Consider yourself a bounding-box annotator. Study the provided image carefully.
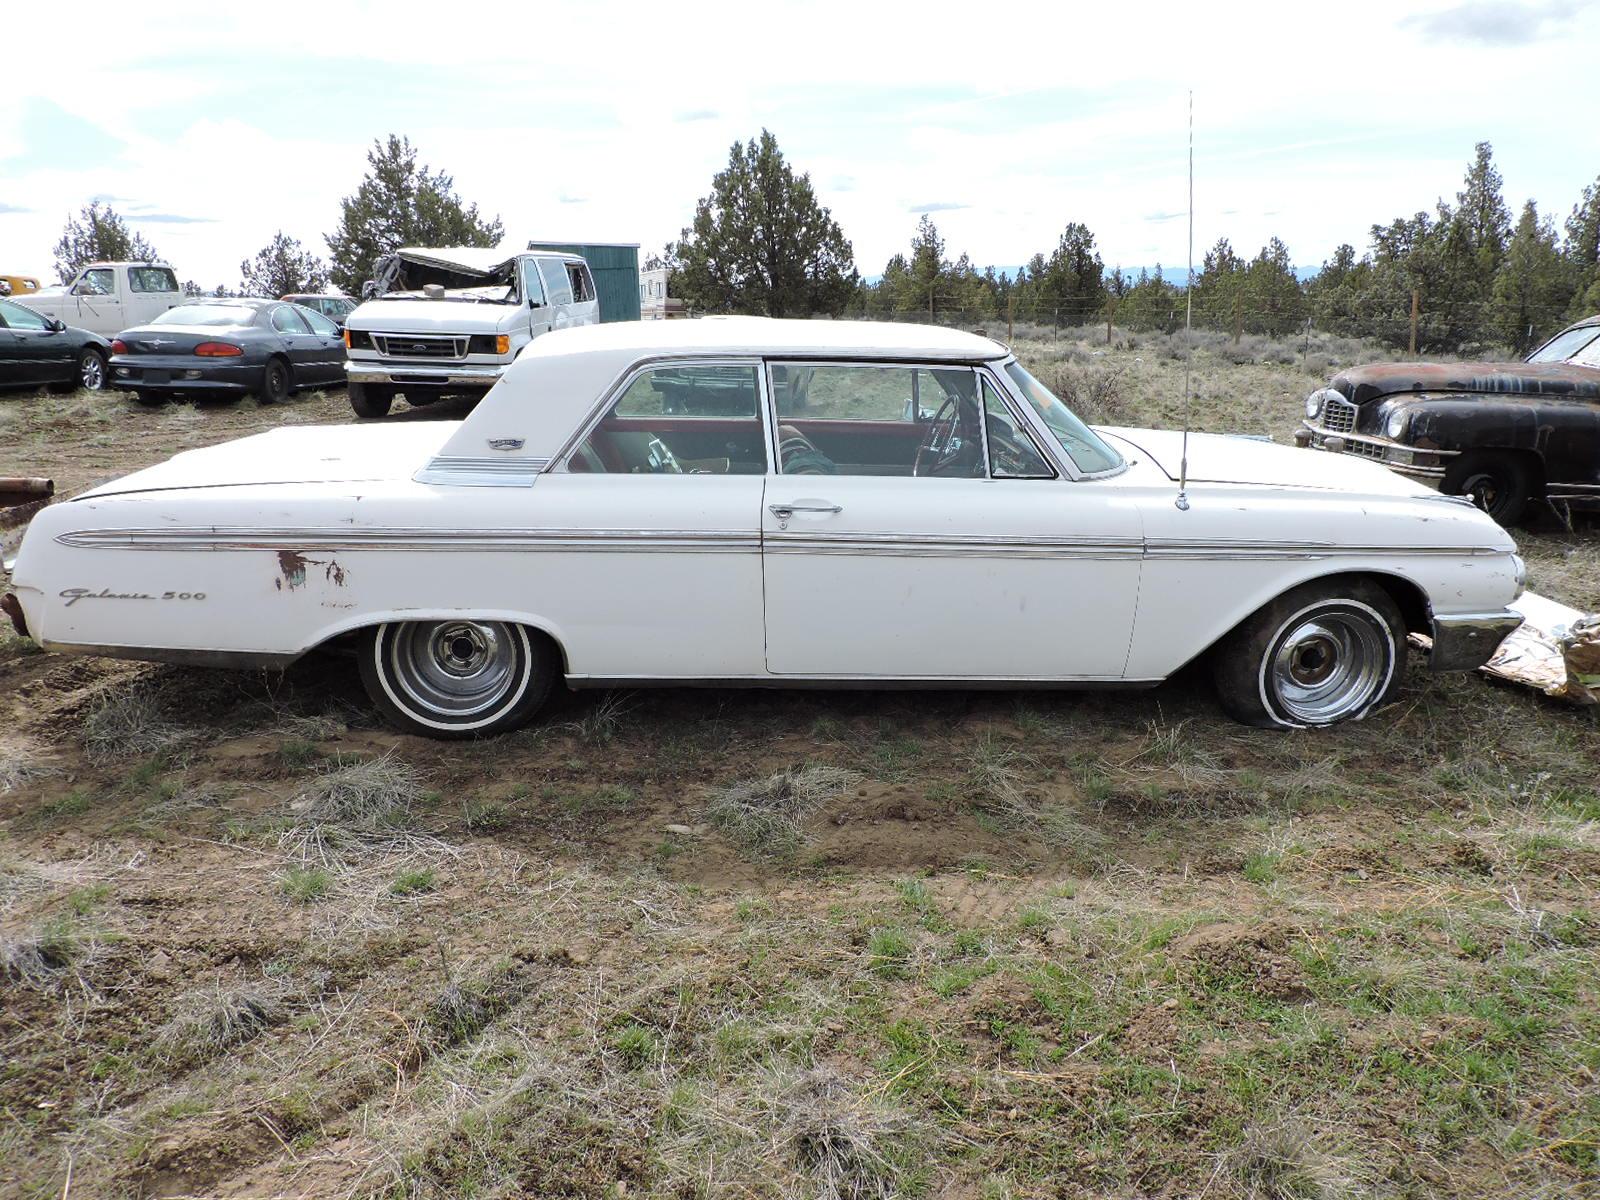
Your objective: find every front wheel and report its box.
[348,379,394,418]
[357,620,557,738]
[50,348,107,394]
[1212,579,1406,729]
[1440,452,1532,526]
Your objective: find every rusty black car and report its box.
[1298,313,1600,524]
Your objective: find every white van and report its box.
[342,247,598,418]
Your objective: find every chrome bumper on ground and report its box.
[1430,609,1524,672]
[1295,423,1453,480]
[346,362,507,388]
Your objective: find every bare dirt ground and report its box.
[2,331,1598,1199]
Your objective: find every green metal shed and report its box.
[526,241,641,323]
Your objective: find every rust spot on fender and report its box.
[276,550,310,591]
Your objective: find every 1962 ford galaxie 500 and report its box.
[2,319,1526,735]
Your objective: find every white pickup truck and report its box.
[343,247,600,418]
[21,262,183,338]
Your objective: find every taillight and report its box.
[194,342,243,357]
[110,339,127,354]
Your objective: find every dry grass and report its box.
[81,689,192,762]
[0,921,81,988]
[1228,1117,1364,1200]
[706,763,862,857]
[767,1066,916,1200]
[150,979,291,1065]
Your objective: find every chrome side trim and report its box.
[1428,609,1523,673]
[1142,538,1502,561]
[567,673,1163,691]
[414,455,550,487]
[767,531,1143,559]
[55,528,759,553]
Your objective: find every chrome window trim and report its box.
[552,356,772,475]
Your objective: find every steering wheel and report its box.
[913,394,976,477]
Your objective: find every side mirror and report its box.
[50,318,66,332]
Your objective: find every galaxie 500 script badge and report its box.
[60,588,208,607]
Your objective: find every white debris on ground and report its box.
[1482,592,1600,706]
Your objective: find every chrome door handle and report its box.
[769,502,842,519]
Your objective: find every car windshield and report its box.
[154,305,255,326]
[1002,361,1124,474]
[1527,324,1600,364]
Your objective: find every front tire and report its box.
[357,620,556,738]
[348,380,394,418]
[50,348,107,394]
[258,357,291,404]
[1441,452,1532,526]
[1212,579,1406,729]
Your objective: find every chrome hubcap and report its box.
[388,620,521,718]
[1270,609,1389,724]
[81,355,104,389]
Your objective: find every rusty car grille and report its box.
[1321,396,1358,434]
[373,334,468,359]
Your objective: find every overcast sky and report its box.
[3,0,1598,288]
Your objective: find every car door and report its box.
[69,267,122,334]
[268,304,321,382]
[759,362,1143,679]
[0,302,30,385]
[0,300,71,385]
[531,359,771,679]
[297,306,346,383]
[537,258,576,330]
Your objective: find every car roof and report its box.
[432,318,1009,466]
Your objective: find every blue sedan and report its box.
[109,298,346,405]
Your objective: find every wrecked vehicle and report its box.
[3,320,1525,738]
[342,247,599,419]
[1299,313,1600,524]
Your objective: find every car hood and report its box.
[1331,361,1600,405]
[1097,427,1436,498]
[347,298,520,332]
[76,423,457,498]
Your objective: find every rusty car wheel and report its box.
[358,619,556,738]
[1441,453,1532,526]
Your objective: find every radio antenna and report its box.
[1175,90,1194,512]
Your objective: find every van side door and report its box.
[520,258,553,340]
[536,258,575,330]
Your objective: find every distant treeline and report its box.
[853,143,1600,356]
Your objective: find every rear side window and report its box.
[270,306,311,333]
[568,264,594,303]
[538,259,574,306]
[568,363,766,475]
[129,267,178,293]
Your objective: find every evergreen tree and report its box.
[1453,141,1512,281]
[672,130,857,317]
[1563,175,1600,319]
[904,215,947,316]
[1492,201,1567,353]
[325,135,503,295]
[1031,223,1106,325]
[52,201,160,282]
[240,231,329,298]
[1242,237,1306,336]
[1191,237,1245,330]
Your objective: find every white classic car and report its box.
[2,320,1525,736]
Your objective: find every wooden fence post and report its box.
[1409,290,1420,355]
[1006,293,1014,343]
[1232,293,1242,344]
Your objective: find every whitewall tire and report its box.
[357,620,556,738]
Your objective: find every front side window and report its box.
[1003,360,1124,475]
[568,363,766,475]
[128,267,178,293]
[770,363,984,478]
[0,300,49,331]
[982,377,1054,478]
[520,259,546,307]
[72,268,115,296]
[300,308,338,336]
[538,259,574,306]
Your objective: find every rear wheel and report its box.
[1212,579,1406,729]
[257,358,291,404]
[1441,452,1533,526]
[357,620,557,738]
[348,380,394,418]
